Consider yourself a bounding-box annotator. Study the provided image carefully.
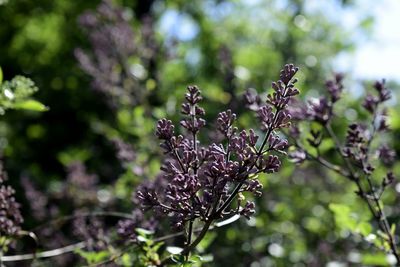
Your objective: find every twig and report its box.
[1,214,240,264]
[324,123,400,264]
[1,242,86,262]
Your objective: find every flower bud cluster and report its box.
[0,164,23,237]
[135,64,299,234]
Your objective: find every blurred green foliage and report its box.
[1,0,399,266]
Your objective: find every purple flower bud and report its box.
[217,110,237,136]
[267,83,291,109]
[137,188,160,210]
[363,94,379,114]
[288,123,301,138]
[289,150,306,164]
[374,80,391,102]
[345,123,366,147]
[244,88,261,109]
[287,98,307,120]
[325,73,344,102]
[229,131,248,154]
[274,110,291,129]
[240,201,256,219]
[363,163,375,175]
[279,64,299,85]
[376,109,389,131]
[382,172,395,186]
[248,129,259,147]
[307,97,331,124]
[261,155,281,173]
[377,145,396,166]
[257,106,274,130]
[181,103,191,115]
[185,85,203,105]
[244,179,263,197]
[156,119,175,140]
[268,134,288,152]
[181,103,205,116]
[117,219,138,242]
[180,117,206,133]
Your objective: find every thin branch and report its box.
[324,123,400,264]
[1,242,86,262]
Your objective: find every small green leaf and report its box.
[357,221,372,236]
[120,253,132,266]
[329,203,357,231]
[13,100,48,111]
[75,249,110,264]
[362,252,388,266]
[391,224,396,236]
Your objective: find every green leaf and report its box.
[329,203,357,231]
[391,224,396,236]
[0,66,3,85]
[197,232,217,253]
[330,203,374,238]
[357,221,372,236]
[13,99,48,111]
[120,253,132,266]
[75,249,110,264]
[362,252,389,266]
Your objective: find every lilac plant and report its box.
[134,64,300,256]
[289,76,400,264]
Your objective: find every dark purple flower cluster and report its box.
[111,138,136,163]
[64,162,102,209]
[377,144,396,166]
[134,64,299,252]
[75,0,137,105]
[0,164,23,237]
[67,162,98,190]
[325,73,344,103]
[73,216,109,251]
[287,73,344,126]
[117,209,158,243]
[21,176,48,221]
[342,80,392,171]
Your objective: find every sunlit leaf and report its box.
[13,100,48,111]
